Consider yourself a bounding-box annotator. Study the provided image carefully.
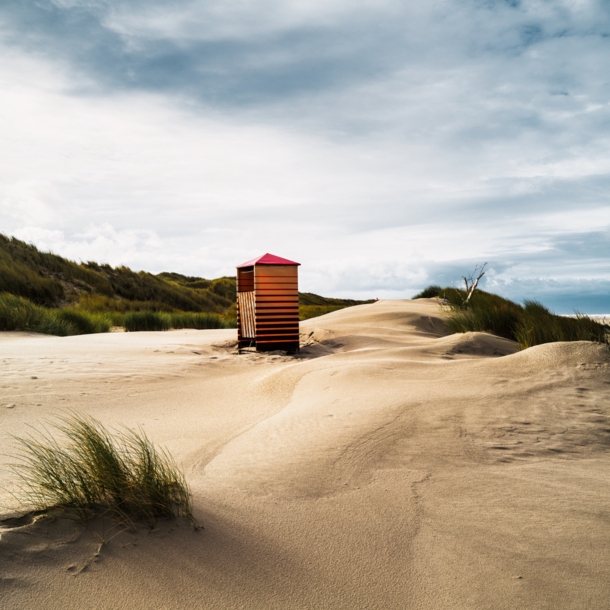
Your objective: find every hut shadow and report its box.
[211,333,344,362]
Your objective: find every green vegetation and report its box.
[0,293,111,336]
[299,292,374,320]
[55,309,112,335]
[168,311,235,330]
[123,311,171,332]
[516,300,609,349]
[414,285,609,349]
[412,285,442,299]
[121,311,233,332]
[442,288,523,341]
[0,234,368,334]
[10,414,194,528]
[300,305,347,320]
[0,235,108,306]
[299,292,373,307]
[0,234,233,313]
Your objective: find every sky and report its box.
[1,0,609,312]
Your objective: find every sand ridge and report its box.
[1,299,610,609]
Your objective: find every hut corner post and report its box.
[237,266,256,352]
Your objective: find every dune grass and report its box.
[10,414,194,528]
[1,233,371,326]
[417,285,610,349]
[123,311,171,332]
[412,285,442,299]
[299,305,347,320]
[0,293,234,335]
[122,310,234,331]
[78,294,177,314]
[55,309,112,334]
[0,293,111,336]
[168,311,234,329]
[516,300,609,349]
[0,233,234,312]
[443,288,523,341]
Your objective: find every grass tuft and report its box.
[412,285,442,299]
[0,293,111,336]
[10,414,195,528]
[437,288,609,349]
[0,294,233,334]
[444,290,522,340]
[168,311,233,329]
[122,310,235,331]
[515,300,609,348]
[55,309,112,334]
[123,311,170,332]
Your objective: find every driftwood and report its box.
[462,262,487,304]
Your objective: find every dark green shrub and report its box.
[0,234,112,305]
[0,257,64,305]
[298,292,373,307]
[0,293,111,336]
[446,303,521,341]
[209,277,237,301]
[515,301,609,348]
[440,288,608,349]
[0,293,72,336]
[299,305,345,320]
[0,233,235,313]
[445,290,522,341]
[124,311,170,332]
[169,312,230,329]
[412,285,442,299]
[55,309,111,334]
[0,292,43,331]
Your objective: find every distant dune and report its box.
[1,298,609,609]
[0,233,371,322]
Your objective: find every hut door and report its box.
[238,291,256,338]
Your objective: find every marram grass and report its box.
[168,311,232,329]
[123,310,171,332]
[0,293,111,336]
[121,310,235,331]
[414,285,609,350]
[10,414,195,528]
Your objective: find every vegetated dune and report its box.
[1,298,609,610]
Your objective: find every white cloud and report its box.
[0,0,609,311]
[103,0,402,44]
[1,180,64,226]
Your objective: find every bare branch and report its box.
[462,262,487,304]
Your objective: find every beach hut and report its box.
[236,253,300,352]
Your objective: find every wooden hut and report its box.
[236,253,300,352]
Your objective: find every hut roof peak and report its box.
[236,253,300,268]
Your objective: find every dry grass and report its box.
[437,288,609,349]
[9,414,195,529]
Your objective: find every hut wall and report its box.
[237,267,256,345]
[254,264,299,351]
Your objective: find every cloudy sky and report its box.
[1,0,609,312]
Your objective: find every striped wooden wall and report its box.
[254,265,299,351]
[237,291,256,338]
[237,264,300,351]
[237,268,255,348]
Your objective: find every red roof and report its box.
[236,253,300,268]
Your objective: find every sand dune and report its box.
[1,299,609,609]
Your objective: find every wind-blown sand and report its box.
[1,298,609,609]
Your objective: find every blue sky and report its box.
[1,0,609,312]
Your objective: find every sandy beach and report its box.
[1,298,609,609]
